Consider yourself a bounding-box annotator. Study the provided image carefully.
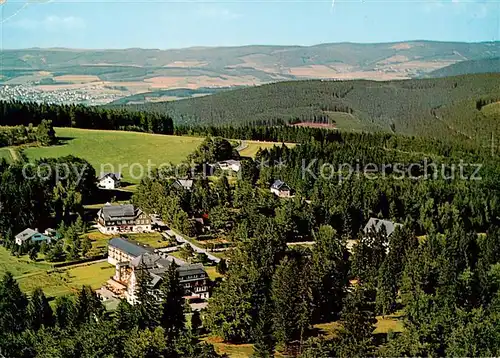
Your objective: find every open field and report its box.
[0,246,114,297]
[0,148,13,162]
[23,128,205,183]
[238,140,295,158]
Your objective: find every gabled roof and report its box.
[363,218,403,237]
[131,252,171,268]
[271,180,290,191]
[178,263,206,278]
[108,237,151,257]
[15,228,38,241]
[98,172,121,181]
[173,179,194,190]
[99,204,143,221]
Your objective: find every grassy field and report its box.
[122,232,173,248]
[0,246,114,297]
[23,128,205,183]
[238,140,294,158]
[0,148,13,162]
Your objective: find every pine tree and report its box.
[54,295,75,329]
[0,272,29,334]
[159,261,185,337]
[28,287,55,330]
[113,299,137,331]
[337,287,377,358]
[135,261,160,329]
[191,310,202,335]
[75,285,104,325]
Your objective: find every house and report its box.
[98,172,121,190]
[363,218,403,238]
[97,204,152,234]
[107,237,153,265]
[172,179,194,191]
[108,248,210,303]
[218,160,241,172]
[15,228,58,246]
[270,180,292,197]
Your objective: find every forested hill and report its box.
[426,58,500,78]
[113,73,500,144]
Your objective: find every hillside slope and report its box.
[427,57,500,78]
[118,73,500,143]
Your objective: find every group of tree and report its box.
[0,155,97,256]
[0,100,174,134]
[0,119,56,147]
[0,265,223,357]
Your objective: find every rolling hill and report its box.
[2,41,499,104]
[116,73,500,144]
[426,57,500,78]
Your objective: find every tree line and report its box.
[0,101,174,134]
[0,119,56,147]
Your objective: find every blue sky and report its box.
[1,0,499,49]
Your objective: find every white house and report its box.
[218,160,241,172]
[270,180,292,197]
[98,172,121,190]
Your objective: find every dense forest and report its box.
[129,133,500,356]
[426,57,500,78]
[114,73,500,143]
[0,101,174,134]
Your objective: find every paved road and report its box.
[163,230,221,263]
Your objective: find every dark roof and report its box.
[98,172,121,181]
[363,218,403,237]
[271,180,290,191]
[131,252,171,268]
[178,263,206,278]
[108,237,151,257]
[99,204,142,221]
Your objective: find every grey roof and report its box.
[363,218,403,237]
[174,179,194,190]
[99,204,142,221]
[98,172,121,181]
[219,160,241,166]
[131,252,171,268]
[108,237,151,257]
[132,255,206,288]
[271,180,290,191]
[177,263,206,278]
[15,228,38,241]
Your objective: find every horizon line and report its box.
[2,39,500,51]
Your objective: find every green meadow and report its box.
[23,128,205,183]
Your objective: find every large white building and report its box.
[102,238,210,303]
[97,204,152,234]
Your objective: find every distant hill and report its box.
[2,41,500,84]
[426,57,500,78]
[114,73,500,144]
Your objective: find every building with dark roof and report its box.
[110,250,210,303]
[107,237,153,265]
[270,179,292,197]
[363,218,403,237]
[97,204,152,234]
[98,172,121,190]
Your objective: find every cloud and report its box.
[196,6,242,20]
[7,15,85,31]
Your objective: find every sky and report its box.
[0,0,499,49]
